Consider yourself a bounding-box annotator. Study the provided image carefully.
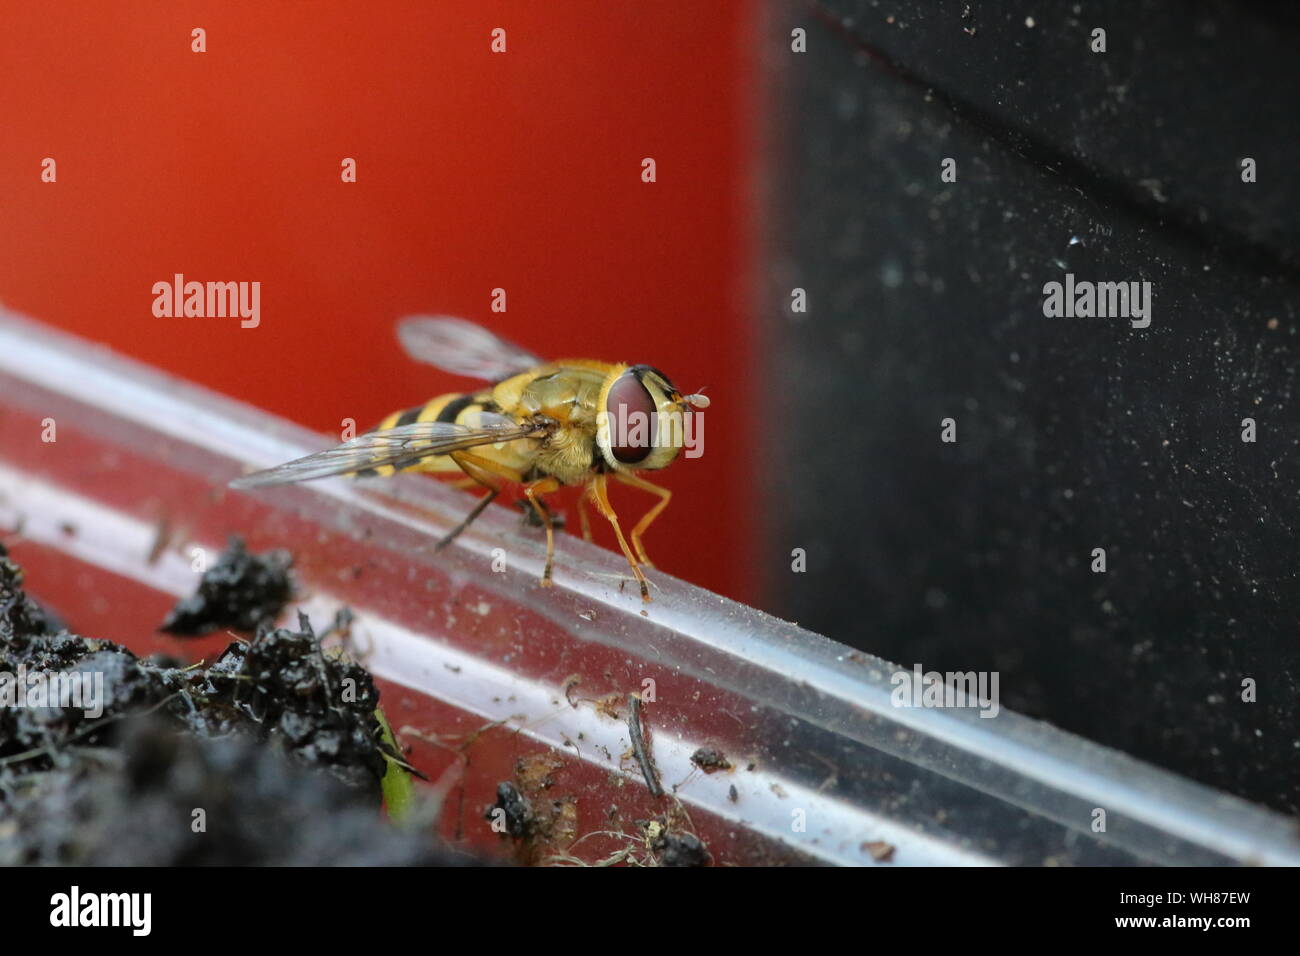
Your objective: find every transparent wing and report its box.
[396,315,543,381]
[230,419,541,488]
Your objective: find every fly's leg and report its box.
[431,473,493,546]
[612,472,672,569]
[523,477,562,587]
[576,489,594,543]
[434,452,524,551]
[435,487,499,551]
[516,496,564,530]
[591,473,651,602]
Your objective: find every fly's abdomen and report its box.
[353,393,471,477]
[352,390,530,478]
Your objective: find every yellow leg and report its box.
[613,472,672,569]
[576,489,594,542]
[590,474,651,602]
[523,476,562,587]
[452,451,526,486]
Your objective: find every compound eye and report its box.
[606,371,656,464]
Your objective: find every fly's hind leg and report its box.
[433,452,524,552]
[523,476,562,587]
[590,473,651,602]
[613,472,672,569]
[437,453,565,593]
[434,488,499,552]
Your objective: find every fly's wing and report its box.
[396,315,543,381]
[230,418,541,488]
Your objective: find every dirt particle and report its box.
[486,782,534,838]
[690,747,733,774]
[515,752,566,792]
[863,840,896,863]
[496,752,577,864]
[648,825,711,867]
[160,535,293,635]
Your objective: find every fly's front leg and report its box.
[590,473,651,602]
[523,476,563,587]
[612,472,672,569]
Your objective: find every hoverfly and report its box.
[230,317,709,601]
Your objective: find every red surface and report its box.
[0,2,757,604]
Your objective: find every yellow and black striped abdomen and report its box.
[353,392,482,478]
[353,390,537,479]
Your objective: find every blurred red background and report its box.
[0,2,757,604]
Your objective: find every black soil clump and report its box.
[3,718,465,866]
[486,781,535,838]
[160,535,293,635]
[651,829,711,867]
[0,542,457,865]
[193,612,387,790]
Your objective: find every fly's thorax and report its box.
[491,365,604,486]
[534,426,597,486]
[512,366,607,424]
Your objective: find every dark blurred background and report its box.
[762,0,1300,814]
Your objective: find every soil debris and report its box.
[690,747,733,774]
[491,752,578,864]
[159,535,293,635]
[515,751,565,792]
[487,782,535,838]
[643,818,711,867]
[1,718,461,866]
[3,557,384,794]
[0,542,463,865]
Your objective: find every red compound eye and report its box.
[606,371,656,463]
